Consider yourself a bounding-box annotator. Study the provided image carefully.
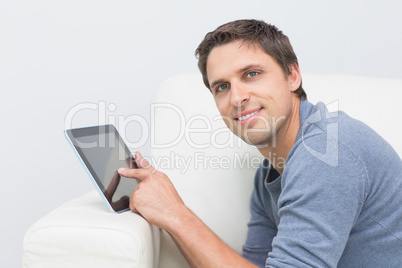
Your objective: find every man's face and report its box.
[206,40,300,148]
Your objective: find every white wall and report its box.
[1,0,401,267]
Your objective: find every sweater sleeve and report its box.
[243,160,278,267]
[266,133,368,268]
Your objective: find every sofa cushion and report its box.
[23,191,160,268]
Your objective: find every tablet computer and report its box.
[65,124,138,213]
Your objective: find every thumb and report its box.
[135,151,153,170]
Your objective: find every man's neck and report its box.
[259,96,301,174]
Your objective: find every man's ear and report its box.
[288,63,302,92]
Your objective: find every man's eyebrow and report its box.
[237,64,264,73]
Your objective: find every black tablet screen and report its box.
[66,125,138,212]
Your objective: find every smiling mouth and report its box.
[237,108,263,122]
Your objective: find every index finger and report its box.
[134,151,154,170]
[118,167,151,181]
[125,156,138,169]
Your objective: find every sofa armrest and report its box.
[23,191,160,268]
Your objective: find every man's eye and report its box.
[246,72,258,78]
[217,84,229,92]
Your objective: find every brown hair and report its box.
[195,19,307,100]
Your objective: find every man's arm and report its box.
[243,162,278,266]
[266,134,367,267]
[118,151,258,268]
[166,204,257,268]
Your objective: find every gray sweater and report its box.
[243,100,402,267]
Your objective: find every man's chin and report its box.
[240,134,272,149]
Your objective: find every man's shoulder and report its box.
[298,100,397,162]
[289,100,401,181]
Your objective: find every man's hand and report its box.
[118,151,257,268]
[118,151,186,231]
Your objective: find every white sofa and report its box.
[23,73,402,268]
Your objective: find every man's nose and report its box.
[230,82,249,107]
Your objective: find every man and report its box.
[118,19,402,267]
